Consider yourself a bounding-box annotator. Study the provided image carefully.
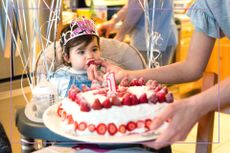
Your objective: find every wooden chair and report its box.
[196,72,218,153]
[35,37,147,84]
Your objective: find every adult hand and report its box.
[142,98,200,149]
[97,20,116,38]
[87,59,129,83]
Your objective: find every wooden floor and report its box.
[0,81,230,153]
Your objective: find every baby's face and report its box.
[68,37,101,71]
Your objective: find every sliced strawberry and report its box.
[88,124,96,132]
[130,94,139,105]
[145,119,152,129]
[111,96,122,106]
[70,92,76,101]
[120,77,129,87]
[149,93,158,104]
[91,98,103,110]
[137,120,145,128]
[74,121,78,131]
[81,84,90,92]
[96,123,107,135]
[62,111,67,121]
[80,102,91,112]
[156,91,166,102]
[138,77,145,86]
[127,121,137,131]
[78,122,87,131]
[122,93,132,106]
[117,86,128,92]
[139,93,148,103]
[165,92,174,103]
[57,106,63,117]
[108,123,118,136]
[102,98,112,108]
[118,124,127,134]
[67,115,74,124]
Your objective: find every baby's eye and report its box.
[92,48,99,52]
[77,50,85,55]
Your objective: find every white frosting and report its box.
[60,85,168,136]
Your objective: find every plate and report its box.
[43,102,168,144]
[25,102,43,123]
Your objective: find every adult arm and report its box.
[111,31,216,83]
[114,0,144,41]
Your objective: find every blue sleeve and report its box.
[186,0,224,38]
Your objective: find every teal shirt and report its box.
[131,0,178,52]
[187,0,230,39]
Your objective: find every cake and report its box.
[57,77,173,136]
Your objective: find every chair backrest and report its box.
[196,72,218,153]
[35,38,147,84]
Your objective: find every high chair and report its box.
[16,38,147,153]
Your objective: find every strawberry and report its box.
[137,120,145,128]
[74,121,78,131]
[165,92,174,103]
[117,92,126,97]
[127,121,137,131]
[156,91,166,102]
[69,92,76,101]
[108,123,118,136]
[78,122,87,131]
[118,124,127,134]
[74,95,81,105]
[122,93,132,106]
[88,124,96,132]
[91,80,101,89]
[138,77,145,86]
[81,84,90,92]
[80,102,91,112]
[120,77,129,87]
[154,85,162,92]
[149,93,158,104]
[139,93,148,103]
[111,96,122,106]
[146,80,153,86]
[102,98,112,108]
[129,78,139,86]
[130,94,139,105]
[91,98,103,110]
[160,86,168,94]
[96,123,107,135]
[145,119,152,129]
[87,59,95,66]
[151,80,159,88]
[67,115,74,124]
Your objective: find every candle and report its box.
[106,72,117,94]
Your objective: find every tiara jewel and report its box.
[61,17,98,46]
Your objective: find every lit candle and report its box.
[106,72,117,94]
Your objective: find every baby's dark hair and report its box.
[60,24,100,66]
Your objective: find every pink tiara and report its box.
[61,17,98,46]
